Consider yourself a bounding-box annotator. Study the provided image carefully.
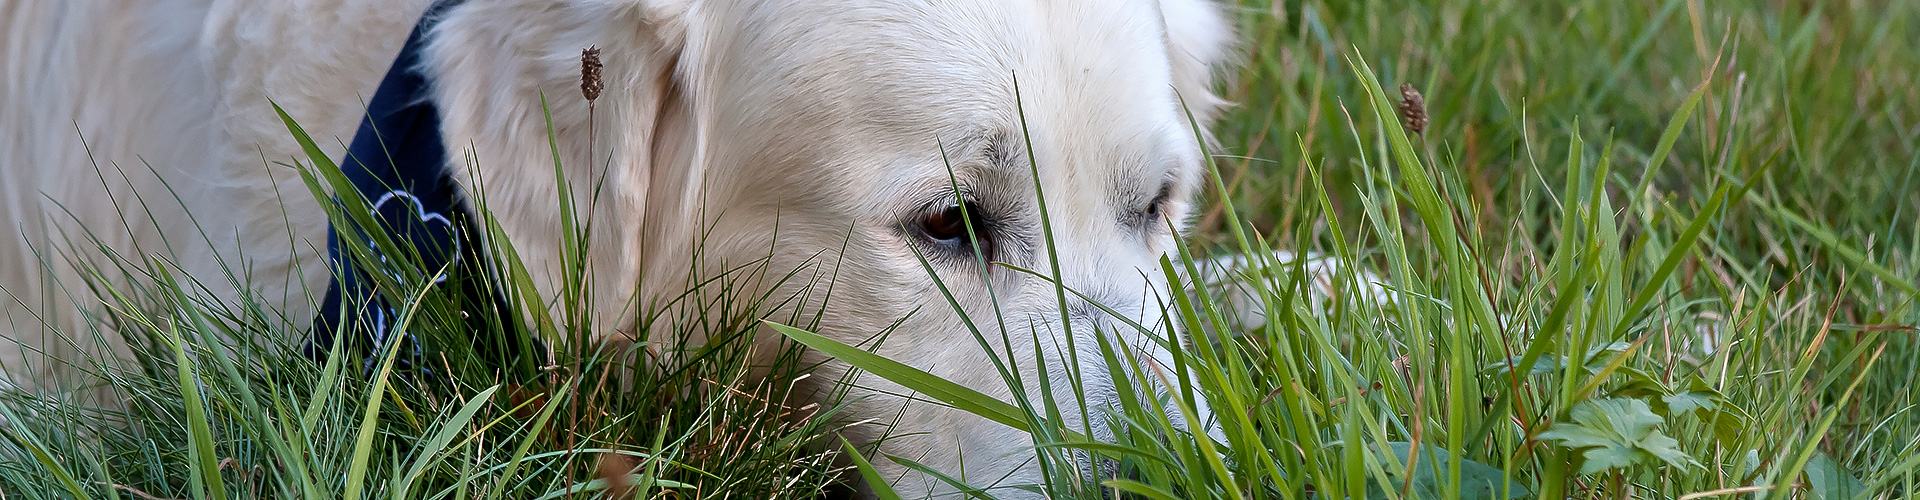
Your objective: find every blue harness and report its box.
[305,0,536,374]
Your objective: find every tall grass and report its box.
[4,1,1917,499]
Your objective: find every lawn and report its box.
[2,1,1915,499]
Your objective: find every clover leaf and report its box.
[1538,398,1699,475]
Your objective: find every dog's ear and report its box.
[423,0,697,333]
[1158,0,1235,127]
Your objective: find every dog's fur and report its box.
[2,0,1232,495]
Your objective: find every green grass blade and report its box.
[485,380,576,500]
[0,404,93,500]
[345,272,447,500]
[1101,479,1182,500]
[394,385,503,500]
[841,436,906,500]
[1631,71,1713,198]
[165,319,227,500]
[766,321,1080,440]
[1773,208,1917,294]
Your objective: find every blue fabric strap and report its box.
[305,0,535,375]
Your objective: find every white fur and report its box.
[2,0,1232,496]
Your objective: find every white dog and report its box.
[1,0,1233,495]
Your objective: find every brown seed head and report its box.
[581,46,603,102]
[1398,83,1428,136]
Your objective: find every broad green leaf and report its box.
[1660,390,1718,417]
[1636,433,1695,472]
[1539,398,1699,475]
[1364,443,1531,500]
[1657,378,1747,422]
[1805,454,1867,500]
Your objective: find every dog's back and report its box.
[0,0,425,390]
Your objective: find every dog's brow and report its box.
[981,131,1024,173]
[935,130,1002,172]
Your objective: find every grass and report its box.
[4,0,1918,499]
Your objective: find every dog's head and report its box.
[427,0,1232,495]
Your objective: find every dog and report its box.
[1,0,1234,495]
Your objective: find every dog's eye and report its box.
[922,203,977,241]
[918,202,993,259]
[1142,183,1173,224]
